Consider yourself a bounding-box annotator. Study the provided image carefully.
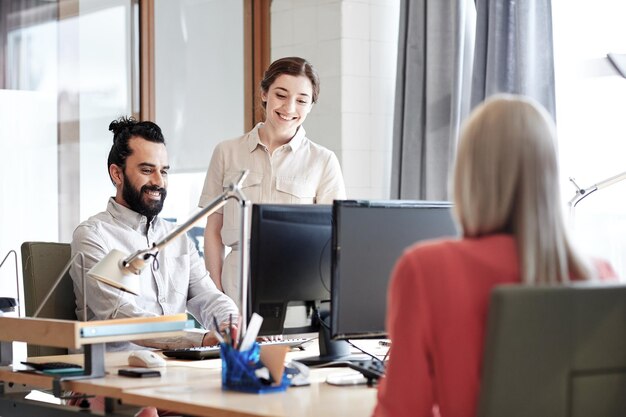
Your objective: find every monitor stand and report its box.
[296,311,370,366]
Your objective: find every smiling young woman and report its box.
[197,57,346,307]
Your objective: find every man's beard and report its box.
[122,175,167,220]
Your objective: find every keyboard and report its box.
[162,338,311,360]
[21,361,83,371]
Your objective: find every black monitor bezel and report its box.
[330,199,455,340]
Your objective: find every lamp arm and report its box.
[121,170,250,275]
[595,170,626,190]
[34,251,86,321]
[0,250,20,317]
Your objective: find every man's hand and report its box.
[201,331,219,347]
[201,320,239,347]
[134,407,158,417]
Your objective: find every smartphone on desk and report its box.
[118,368,161,378]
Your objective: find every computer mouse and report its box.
[285,360,310,387]
[128,350,167,368]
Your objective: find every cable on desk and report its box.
[346,340,385,365]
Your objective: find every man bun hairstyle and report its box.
[107,116,165,183]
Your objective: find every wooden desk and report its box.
[122,368,375,417]
[0,343,383,417]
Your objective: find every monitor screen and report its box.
[331,200,458,339]
[248,204,332,336]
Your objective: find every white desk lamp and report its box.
[0,250,20,366]
[0,250,20,316]
[1,249,86,320]
[0,248,87,367]
[568,170,626,217]
[567,57,626,212]
[88,170,251,333]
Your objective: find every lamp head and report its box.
[87,249,142,295]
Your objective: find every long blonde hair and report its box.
[453,94,592,284]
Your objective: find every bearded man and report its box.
[69,117,237,351]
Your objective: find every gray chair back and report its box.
[479,283,626,417]
[21,241,76,357]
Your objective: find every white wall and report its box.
[271,0,400,199]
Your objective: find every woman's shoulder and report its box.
[404,234,515,257]
[393,234,518,288]
[299,134,336,156]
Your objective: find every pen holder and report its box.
[221,342,290,394]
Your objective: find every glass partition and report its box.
[154,0,245,222]
[0,1,136,293]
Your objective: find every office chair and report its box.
[478,283,626,417]
[21,241,77,357]
[186,226,205,258]
[164,218,205,258]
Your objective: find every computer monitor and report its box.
[298,200,458,365]
[330,200,458,340]
[478,283,626,417]
[248,204,332,336]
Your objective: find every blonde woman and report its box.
[373,95,616,417]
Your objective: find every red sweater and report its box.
[373,234,615,417]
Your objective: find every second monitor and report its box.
[248,204,332,336]
[330,200,458,340]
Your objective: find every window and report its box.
[553,0,626,279]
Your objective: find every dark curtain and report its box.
[471,0,556,117]
[391,0,557,200]
[391,0,475,200]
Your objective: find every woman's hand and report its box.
[257,334,283,342]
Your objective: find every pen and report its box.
[229,314,234,348]
[224,322,231,346]
[212,316,225,344]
